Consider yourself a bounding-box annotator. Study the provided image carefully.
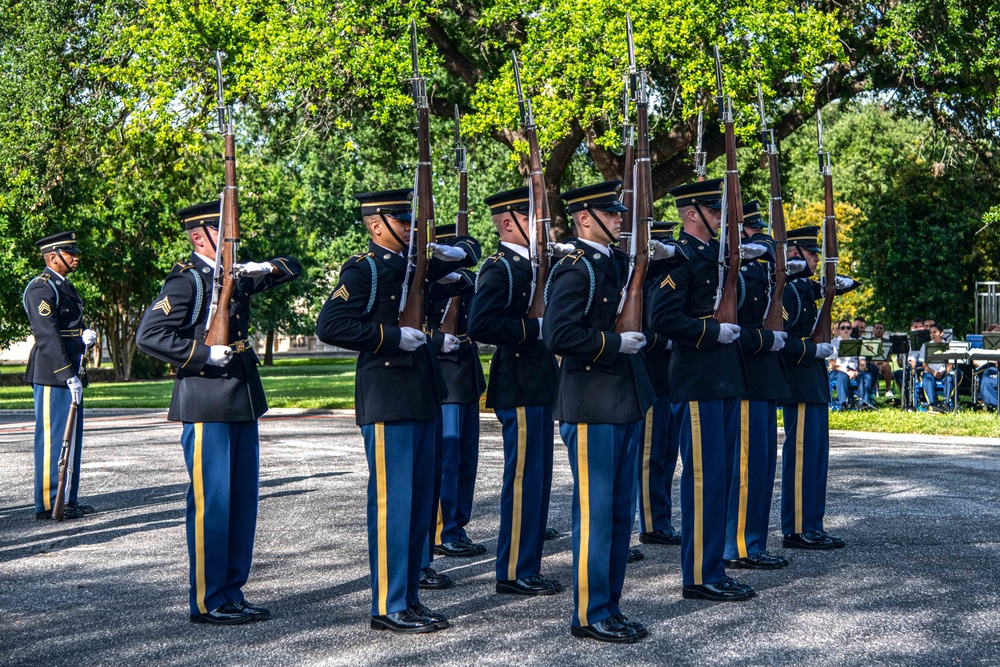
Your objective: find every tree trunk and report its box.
[264,329,275,366]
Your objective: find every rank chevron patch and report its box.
[153,296,172,316]
[333,285,350,301]
[37,300,52,317]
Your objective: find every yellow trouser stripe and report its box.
[508,407,527,580]
[375,423,389,615]
[795,404,806,534]
[192,423,207,613]
[435,501,444,546]
[641,406,654,532]
[43,387,51,510]
[690,402,705,585]
[737,400,750,558]
[577,424,591,626]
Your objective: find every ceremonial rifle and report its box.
[439,105,467,336]
[693,110,707,182]
[511,51,551,319]
[52,399,78,521]
[615,13,650,333]
[205,50,240,346]
[757,84,788,332]
[399,20,431,330]
[810,109,838,344]
[619,77,635,245]
[712,45,742,325]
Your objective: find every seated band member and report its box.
[647,178,755,601]
[467,187,563,598]
[315,188,479,634]
[892,317,926,394]
[136,201,302,625]
[829,319,874,408]
[919,323,962,411]
[544,180,655,643]
[869,321,893,397]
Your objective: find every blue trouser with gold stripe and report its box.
[638,394,680,534]
[362,420,435,616]
[495,405,553,582]
[725,399,778,559]
[33,384,83,514]
[561,421,641,628]
[780,403,829,536]
[436,401,480,545]
[422,415,444,571]
[672,398,738,586]
[180,421,259,616]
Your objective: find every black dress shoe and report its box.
[682,576,755,601]
[66,501,95,515]
[434,540,481,558]
[409,603,450,628]
[419,567,453,590]
[457,536,488,555]
[611,613,649,639]
[725,551,789,570]
[496,573,563,596]
[544,527,559,541]
[371,608,443,634]
[190,602,252,625]
[639,527,682,545]
[36,507,85,521]
[232,599,272,621]
[815,530,846,548]
[627,547,645,563]
[783,532,837,550]
[570,617,640,644]
[757,549,791,567]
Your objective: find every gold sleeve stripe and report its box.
[695,321,707,349]
[53,363,71,373]
[593,332,606,362]
[520,319,527,343]
[374,324,385,354]
[272,258,292,274]
[181,341,198,369]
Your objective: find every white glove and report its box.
[770,331,787,352]
[835,275,856,291]
[742,243,768,260]
[537,318,544,340]
[548,242,576,258]
[441,333,460,354]
[815,342,836,359]
[81,329,98,346]
[66,376,83,404]
[717,323,741,344]
[786,258,808,276]
[399,326,427,352]
[235,261,274,277]
[649,240,676,261]
[437,272,462,284]
[618,331,647,354]
[427,243,466,261]
[207,345,233,367]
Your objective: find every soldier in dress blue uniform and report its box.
[544,180,656,643]
[647,179,755,601]
[136,201,301,625]
[723,201,791,571]
[315,189,480,634]
[22,231,97,520]
[637,222,682,547]
[466,187,564,597]
[779,226,858,550]
[427,224,488,559]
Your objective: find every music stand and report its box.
[836,340,876,409]
[924,341,969,412]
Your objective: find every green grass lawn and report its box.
[3,357,1000,437]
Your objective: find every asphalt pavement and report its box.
[1,409,998,667]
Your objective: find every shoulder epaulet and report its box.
[353,251,375,262]
[670,241,691,261]
[489,251,505,263]
[35,273,52,283]
[170,261,195,274]
[558,249,586,266]
[22,273,59,314]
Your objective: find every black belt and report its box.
[229,339,251,354]
[60,329,82,338]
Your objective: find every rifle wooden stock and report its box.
[716,113,743,325]
[439,167,467,336]
[52,401,78,521]
[525,126,550,319]
[615,78,650,334]
[400,102,431,330]
[811,173,838,343]
[762,150,788,332]
[205,119,239,345]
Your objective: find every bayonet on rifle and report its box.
[694,110,707,179]
[512,51,533,128]
[454,104,466,172]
